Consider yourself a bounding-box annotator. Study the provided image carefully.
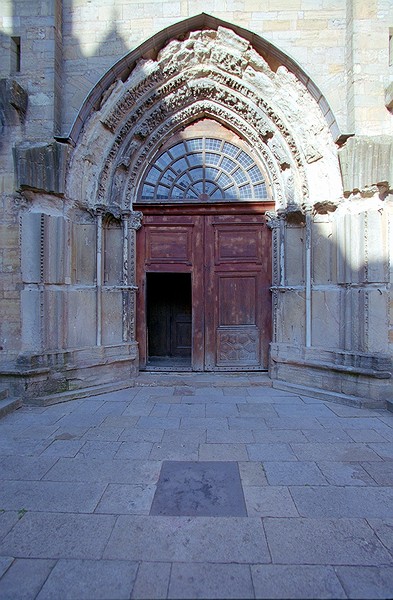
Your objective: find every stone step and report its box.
[0,387,9,401]
[387,400,393,413]
[272,380,386,410]
[136,371,272,388]
[0,396,22,419]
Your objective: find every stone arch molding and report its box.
[67,24,343,213]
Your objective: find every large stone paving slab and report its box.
[251,564,346,599]
[94,483,156,515]
[43,457,161,484]
[168,562,254,599]
[263,460,328,486]
[247,442,297,461]
[243,485,299,517]
[0,558,55,600]
[39,439,85,457]
[36,559,138,600]
[149,441,199,461]
[199,443,248,461]
[290,486,393,518]
[0,455,58,481]
[263,517,393,565]
[291,442,383,461]
[362,461,393,485]
[0,480,106,513]
[335,565,393,599]
[131,562,171,600]
[104,515,270,563]
[367,518,393,552]
[316,461,377,486]
[150,461,247,517]
[0,512,116,559]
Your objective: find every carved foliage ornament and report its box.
[71,27,332,210]
[97,71,305,206]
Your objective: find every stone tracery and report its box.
[67,27,342,214]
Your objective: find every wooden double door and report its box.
[136,207,272,371]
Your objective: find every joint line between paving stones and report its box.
[101,514,121,559]
[260,518,273,565]
[0,557,15,580]
[34,558,57,599]
[166,562,173,599]
[130,560,142,599]
[93,482,110,514]
[248,563,256,599]
[286,486,302,517]
[365,518,393,562]
[332,565,352,599]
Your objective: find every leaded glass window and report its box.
[138,137,268,203]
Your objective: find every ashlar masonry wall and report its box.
[0,1,392,406]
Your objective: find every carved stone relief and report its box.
[66,27,341,213]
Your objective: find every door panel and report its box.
[136,209,271,371]
[218,276,257,325]
[214,226,263,264]
[136,215,204,369]
[146,227,192,265]
[204,214,271,370]
[216,326,260,367]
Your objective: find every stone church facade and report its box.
[0,1,392,408]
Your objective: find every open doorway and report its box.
[146,272,192,369]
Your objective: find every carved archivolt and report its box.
[66,26,342,211]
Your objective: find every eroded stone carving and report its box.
[67,26,341,213]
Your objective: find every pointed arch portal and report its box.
[64,15,343,373]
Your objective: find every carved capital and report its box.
[92,204,106,216]
[129,211,143,230]
[313,200,339,214]
[282,204,306,225]
[266,211,281,229]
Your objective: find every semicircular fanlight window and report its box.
[139,137,267,203]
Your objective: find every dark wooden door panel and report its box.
[205,214,271,370]
[136,216,204,369]
[218,275,257,325]
[136,209,271,371]
[172,317,192,356]
[213,226,264,265]
[146,226,193,265]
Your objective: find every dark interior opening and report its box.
[146,272,192,367]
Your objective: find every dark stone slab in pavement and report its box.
[150,460,247,517]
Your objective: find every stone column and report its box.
[124,210,142,343]
[94,205,105,347]
[266,210,282,344]
[305,207,312,348]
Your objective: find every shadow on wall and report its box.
[60,3,131,135]
[1,2,392,407]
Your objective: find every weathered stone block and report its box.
[311,290,341,348]
[338,137,393,193]
[73,223,96,285]
[102,290,123,345]
[14,141,70,195]
[67,289,97,349]
[21,289,41,351]
[21,213,42,283]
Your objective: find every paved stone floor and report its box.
[0,372,393,599]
